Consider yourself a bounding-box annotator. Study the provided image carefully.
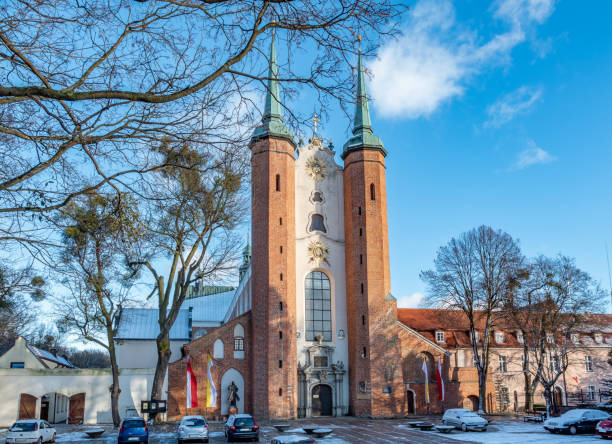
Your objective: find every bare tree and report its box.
[55,192,141,427]
[127,142,246,420]
[421,225,523,413]
[0,0,406,249]
[505,255,605,417]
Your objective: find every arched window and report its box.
[305,271,332,341]
[370,183,376,200]
[308,214,326,232]
[213,338,224,359]
[234,324,245,359]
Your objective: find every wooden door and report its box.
[18,394,37,419]
[311,385,332,416]
[69,393,85,424]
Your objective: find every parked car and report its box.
[5,419,56,443]
[118,417,149,443]
[597,418,612,438]
[178,415,209,443]
[442,408,488,431]
[596,401,612,412]
[224,414,260,442]
[543,408,610,435]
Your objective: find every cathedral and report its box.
[114,36,612,422]
[163,36,411,419]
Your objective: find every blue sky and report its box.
[307,0,612,309]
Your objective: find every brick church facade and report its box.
[162,38,612,421]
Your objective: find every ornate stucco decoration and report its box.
[305,156,327,182]
[307,240,330,265]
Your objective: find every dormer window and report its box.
[546,333,554,344]
[571,333,579,345]
[595,333,603,344]
[436,331,445,343]
[517,331,524,344]
[495,332,504,344]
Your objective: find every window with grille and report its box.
[499,355,507,373]
[517,332,524,344]
[586,355,593,372]
[436,331,445,342]
[234,337,244,351]
[305,271,332,341]
[588,385,596,401]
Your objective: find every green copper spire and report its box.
[251,34,294,143]
[342,52,385,158]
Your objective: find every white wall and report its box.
[0,337,45,369]
[0,368,166,426]
[294,139,349,412]
[116,340,185,369]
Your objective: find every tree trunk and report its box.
[150,332,172,423]
[543,385,552,419]
[523,372,533,411]
[478,369,487,414]
[107,328,122,427]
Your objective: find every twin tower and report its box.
[249,36,400,419]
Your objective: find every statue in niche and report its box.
[227,381,240,409]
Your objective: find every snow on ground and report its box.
[404,421,605,444]
[54,431,115,442]
[268,432,351,443]
[209,431,224,437]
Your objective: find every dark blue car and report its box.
[118,417,148,443]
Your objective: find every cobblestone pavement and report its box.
[2,417,479,443]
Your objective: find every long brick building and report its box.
[115,36,612,421]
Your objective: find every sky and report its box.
[305,0,612,310]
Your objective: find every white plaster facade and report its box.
[0,368,166,426]
[294,137,349,415]
[116,339,185,369]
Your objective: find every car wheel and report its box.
[569,425,577,435]
[482,427,487,432]
[461,423,467,432]
[37,438,42,444]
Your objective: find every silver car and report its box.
[178,415,209,443]
[442,408,488,431]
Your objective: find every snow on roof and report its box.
[115,308,191,340]
[26,343,76,368]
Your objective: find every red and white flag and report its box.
[573,376,580,385]
[435,360,445,401]
[186,354,198,408]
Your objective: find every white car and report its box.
[6,419,56,443]
[442,408,488,431]
[178,415,209,443]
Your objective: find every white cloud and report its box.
[397,292,425,308]
[510,139,556,170]
[485,85,542,127]
[369,0,555,118]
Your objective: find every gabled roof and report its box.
[115,308,191,340]
[25,343,76,368]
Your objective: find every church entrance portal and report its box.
[311,385,332,416]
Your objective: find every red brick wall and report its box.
[167,313,252,421]
[250,136,297,419]
[343,149,403,417]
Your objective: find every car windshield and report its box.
[123,419,145,428]
[10,422,37,431]
[561,410,585,419]
[462,412,480,417]
[185,419,206,427]
[235,418,255,427]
